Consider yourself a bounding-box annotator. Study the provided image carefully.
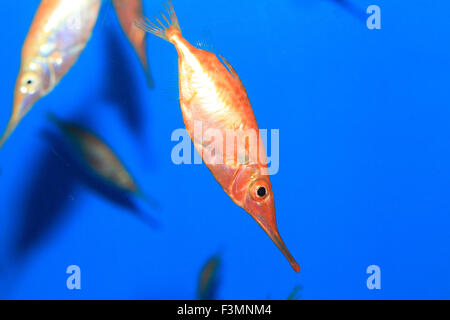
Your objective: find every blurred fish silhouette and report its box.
[47,113,158,208]
[11,137,78,260]
[138,1,300,272]
[328,0,365,20]
[112,0,153,85]
[286,285,303,300]
[0,0,101,147]
[197,253,221,300]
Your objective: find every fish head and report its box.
[233,164,276,229]
[232,164,300,272]
[1,58,52,145]
[0,57,56,147]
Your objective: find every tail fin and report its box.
[135,1,181,42]
[46,112,67,132]
[135,188,161,211]
[45,111,59,124]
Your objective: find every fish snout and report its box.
[0,87,39,147]
[245,196,300,272]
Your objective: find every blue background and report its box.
[0,0,449,299]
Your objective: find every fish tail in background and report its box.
[45,112,72,139]
[45,112,63,129]
[129,197,161,229]
[135,1,181,43]
[97,0,113,28]
[45,111,58,123]
[112,0,154,87]
[141,58,155,88]
[143,61,155,87]
[330,0,366,21]
[135,189,161,211]
[136,1,181,99]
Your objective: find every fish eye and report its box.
[250,180,270,201]
[257,186,266,197]
[20,72,40,94]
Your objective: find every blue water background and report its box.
[0,0,449,299]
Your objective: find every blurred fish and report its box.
[0,0,101,148]
[138,2,300,272]
[327,0,365,21]
[197,254,221,300]
[47,113,157,208]
[112,0,153,85]
[286,285,303,300]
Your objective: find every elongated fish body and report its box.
[139,2,300,272]
[197,254,221,300]
[49,114,138,194]
[112,0,150,80]
[286,285,303,300]
[0,0,101,147]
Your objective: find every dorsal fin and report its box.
[219,55,245,89]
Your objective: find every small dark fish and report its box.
[197,253,221,300]
[47,113,157,207]
[286,285,303,300]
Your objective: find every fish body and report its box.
[286,285,303,300]
[139,2,300,272]
[49,114,138,194]
[0,0,101,147]
[112,0,151,80]
[197,254,221,300]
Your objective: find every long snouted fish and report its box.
[112,0,152,83]
[0,0,101,148]
[138,2,300,272]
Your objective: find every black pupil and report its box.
[257,186,266,197]
[26,79,33,85]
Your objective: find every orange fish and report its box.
[0,0,101,148]
[138,2,300,272]
[112,0,152,84]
